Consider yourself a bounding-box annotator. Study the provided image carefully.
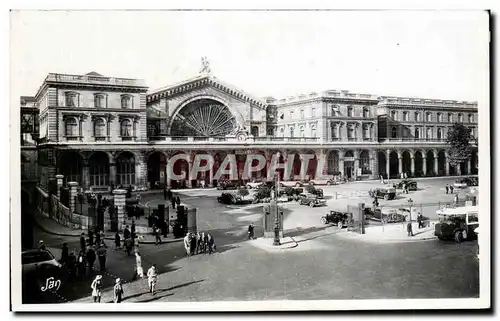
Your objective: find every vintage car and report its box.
[216,180,241,190]
[217,192,240,205]
[22,249,62,275]
[454,177,478,189]
[298,193,327,207]
[320,210,350,228]
[368,188,397,200]
[434,205,479,242]
[308,178,337,186]
[246,181,263,189]
[280,181,304,188]
[305,184,324,198]
[394,179,418,191]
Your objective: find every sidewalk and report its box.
[33,211,183,245]
[337,221,437,244]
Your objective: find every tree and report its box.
[446,123,473,174]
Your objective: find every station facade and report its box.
[21,70,479,192]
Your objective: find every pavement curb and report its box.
[335,231,437,244]
[33,213,183,245]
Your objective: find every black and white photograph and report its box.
[9,8,490,312]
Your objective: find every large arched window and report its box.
[300,109,305,119]
[468,114,473,123]
[415,112,421,122]
[290,126,295,138]
[448,113,453,122]
[437,113,443,122]
[426,112,432,122]
[437,128,442,140]
[300,126,305,137]
[311,125,317,137]
[347,124,355,139]
[331,105,339,116]
[65,117,78,137]
[391,126,397,138]
[362,124,370,138]
[121,95,132,109]
[347,107,353,117]
[415,127,420,139]
[403,111,409,121]
[363,107,369,118]
[359,150,371,174]
[280,127,284,137]
[331,123,338,139]
[120,119,132,137]
[458,113,463,122]
[65,92,78,107]
[94,118,106,138]
[391,110,398,120]
[426,127,432,139]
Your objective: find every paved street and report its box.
[31,177,479,303]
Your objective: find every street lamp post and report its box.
[273,152,281,246]
[408,198,413,222]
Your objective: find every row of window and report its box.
[65,92,133,109]
[390,110,474,123]
[331,123,372,139]
[279,105,372,120]
[389,126,476,139]
[278,124,317,138]
[64,117,134,138]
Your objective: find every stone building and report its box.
[24,70,479,193]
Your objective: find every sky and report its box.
[10,10,489,102]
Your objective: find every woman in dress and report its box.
[90,275,103,303]
[113,278,124,303]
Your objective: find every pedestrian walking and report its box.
[88,228,94,247]
[91,275,103,303]
[38,240,46,251]
[154,227,162,246]
[133,251,144,280]
[196,232,203,254]
[417,213,422,229]
[147,264,158,295]
[60,243,69,266]
[184,232,191,255]
[450,185,454,194]
[114,232,121,250]
[454,193,459,205]
[176,196,181,207]
[97,245,107,272]
[445,184,449,194]
[208,233,216,254]
[248,223,255,240]
[99,230,106,247]
[407,222,414,237]
[85,245,96,275]
[123,226,131,240]
[80,233,87,251]
[113,278,124,303]
[189,233,197,255]
[162,219,168,238]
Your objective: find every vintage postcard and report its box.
[9,9,490,312]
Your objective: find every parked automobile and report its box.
[368,188,397,200]
[280,181,304,188]
[217,180,240,190]
[321,210,350,228]
[246,181,263,189]
[454,177,478,189]
[308,178,337,186]
[22,249,62,275]
[217,192,239,205]
[394,179,418,191]
[434,205,479,242]
[298,193,327,207]
[305,184,324,198]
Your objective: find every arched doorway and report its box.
[171,152,189,188]
[116,152,135,187]
[290,151,301,180]
[59,151,83,185]
[304,150,318,180]
[414,151,424,177]
[192,150,210,187]
[401,150,411,176]
[170,99,237,137]
[389,151,399,179]
[343,150,355,179]
[378,151,387,178]
[147,152,167,189]
[327,150,340,175]
[88,152,110,188]
[248,150,267,181]
[426,150,435,176]
[438,150,447,176]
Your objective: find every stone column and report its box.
[434,157,439,176]
[68,181,78,215]
[56,174,64,199]
[82,163,90,190]
[398,156,403,177]
[185,153,193,188]
[109,163,116,188]
[135,153,147,189]
[339,157,345,178]
[113,189,127,231]
[467,159,472,175]
[385,149,391,179]
[410,156,415,176]
[354,151,360,179]
[422,156,427,176]
[456,164,461,176]
[369,150,378,180]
